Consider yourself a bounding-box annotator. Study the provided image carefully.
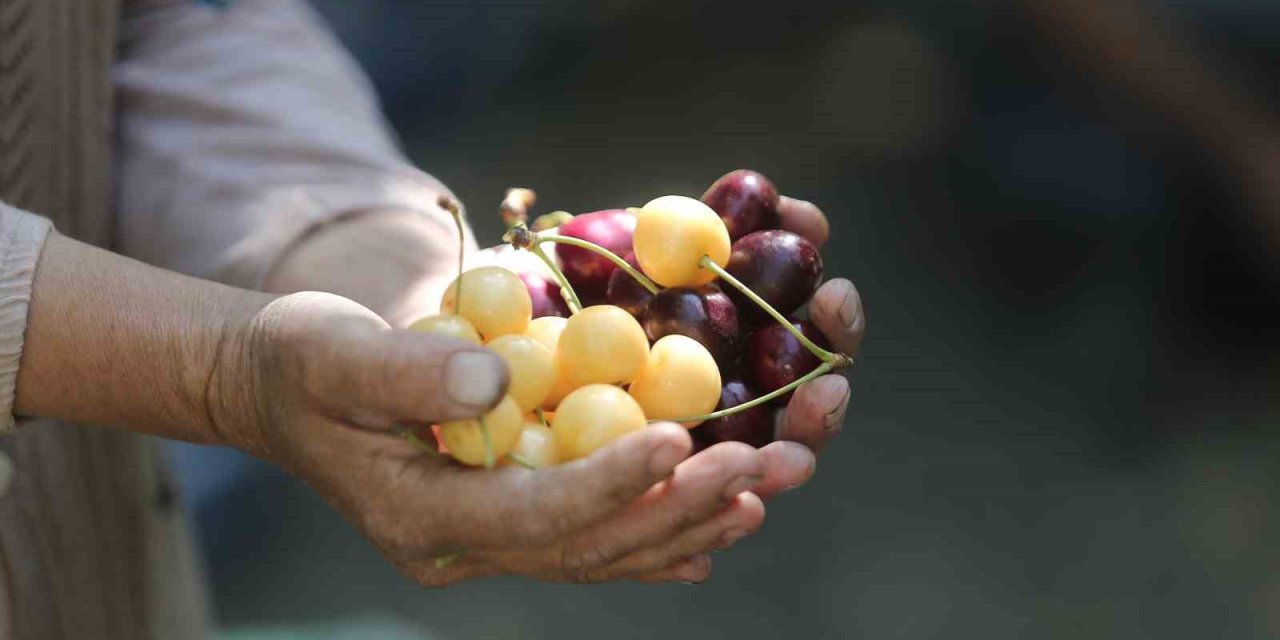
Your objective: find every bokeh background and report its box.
[168,1,1280,638]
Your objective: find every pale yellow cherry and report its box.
[485,335,555,412]
[633,195,731,288]
[628,335,722,428]
[504,419,560,468]
[524,317,577,409]
[438,396,523,466]
[556,305,649,387]
[525,316,567,351]
[440,266,532,340]
[553,385,648,460]
[408,314,482,345]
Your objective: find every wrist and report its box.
[202,291,281,460]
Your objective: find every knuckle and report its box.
[557,541,618,580]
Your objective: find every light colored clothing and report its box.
[0,0,456,637]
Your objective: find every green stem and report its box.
[539,235,660,294]
[507,452,537,470]
[530,242,583,313]
[664,361,834,424]
[535,409,549,429]
[400,429,440,456]
[700,256,834,363]
[434,551,467,569]
[480,417,495,469]
[439,196,467,311]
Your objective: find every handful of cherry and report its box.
[409,170,851,469]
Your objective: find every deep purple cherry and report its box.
[605,252,654,320]
[695,377,774,448]
[725,230,822,324]
[701,169,781,241]
[642,285,740,366]
[748,320,831,404]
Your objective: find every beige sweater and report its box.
[0,0,454,637]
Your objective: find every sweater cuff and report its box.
[0,203,53,433]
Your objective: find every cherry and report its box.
[557,209,636,302]
[725,230,822,324]
[748,320,831,404]
[695,377,773,448]
[701,169,781,241]
[642,285,740,367]
[605,252,654,320]
[519,272,571,318]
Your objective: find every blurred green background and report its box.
[169,1,1280,638]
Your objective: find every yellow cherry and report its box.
[485,335,555,412]
[556,305,649,388]
[553,385,648,460]
[438,396,523,466]
[440,266,532,340]
[628,335,722,427]
[633,195,731,288]
[408,314,482,344]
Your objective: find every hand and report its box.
[212,291,768,585]
[747,196,866,499]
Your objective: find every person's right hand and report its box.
[212,291,767,585]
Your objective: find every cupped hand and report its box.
[214,291,766,586]
[750,195,865,499]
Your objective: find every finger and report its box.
[808,278,865,356]
[318,321,511,426]
[585,492,765,582]
[630,554,713,584]
[752,441,818,500]
[777,196,830,247]
[505,441,764,579]
[776,375,849,452]
[430,424,693,550]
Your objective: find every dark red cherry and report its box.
[695,377,773,448]
[519,272,571,318]
[642,285,740,366]
[605,252,654,320]
[726,230,822,324]
[748,320,831,404]
[701,169,781,241]
[557,209,636,302]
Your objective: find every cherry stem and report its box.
[481,416,495,469]
[399,428,440,456]
[535,409,549,428]
[538,235,660,295]
[700,256,838,364]
[434,550,467,570]
[665,360,835,424]
[438,196,467,309]
[507,452,537,470]
[526,241,583,313]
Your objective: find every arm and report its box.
[115,0,466,325]
[2,201,759,585]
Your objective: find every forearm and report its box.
[262,209,460,328]
[13,233,273,447]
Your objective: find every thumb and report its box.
[313,322,511,427]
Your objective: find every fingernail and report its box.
[723,474,762,500]
[839,285,860,328]
[648,442,686,476]
[445,351,505,407]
